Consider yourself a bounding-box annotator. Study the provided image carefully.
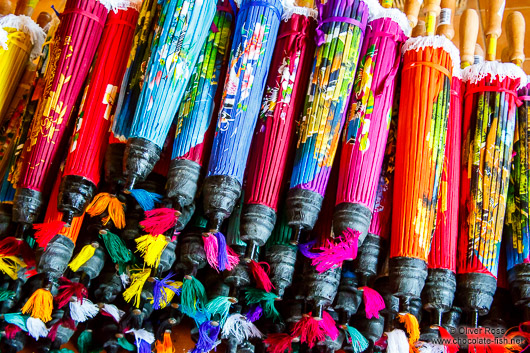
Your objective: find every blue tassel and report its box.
[129,189,163,211]
[244,304,263,322]
[344,325,369,353]
[138,339,152,353]
[4,313,29,331]
[152,272,180,310]
[214,232,229,271]
[298,240,320,259]
[205,296,234,325]
[192,321,220,353]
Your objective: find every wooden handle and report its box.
[296,0,314,8]
[485,0,506,61]
[501,47,510,63]
[412,20,426,37]
[381,0,393,8]
[36,11,53,29]
[436,0,455,39]
[424,0,441,36]
[0,0,14,15]
[404,0,423,28]
[474,44,484,64]
[14,0,31,15]
[459,9,479,68]
[506,11,525,67]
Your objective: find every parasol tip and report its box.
[459,9,479,68]
[505,11,525,67]
[423,268,456,325]
[166,159,201,209]
[456,272,496,326]
[243,241,259,263]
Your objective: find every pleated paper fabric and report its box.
[206,0,283,183]
[129,0,217,150]
[16,0,108,193]
[171,2,233,165]
[289,0,370,196]
[111,0,160,143]
[63,4,140,185]
[428,68,462,272]
[390,36,458,262]
[506,82,530,270]
[266,205,293,247]
[335,9,408,211]
[152,123,176,178]
[457,62,527,277]
[244,8,316,210]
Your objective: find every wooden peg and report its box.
[36,12,53,30]
[412,20,426,37]
[404,0,423,29]
[424,0,441,36]
[501,47,510,63]
[436,0,455,39]
[459,9,479,68]
[485,0,506,61]
[0,0,14,15]
[506,11,525,67]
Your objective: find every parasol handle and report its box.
[381,0,393,8]
[459,9,479,68]
[436,0,455,40]
[412,20,426,37]
[424,0,441,36]
[14,0,33,16]
[404,0,423,29]
[506,11,525,67]
[485,0,506,61]
[295,0,314,8]
[0,0,14,15]
[36,12,53,29]
[501,47,510,63]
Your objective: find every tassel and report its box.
[5,324,22,339]
[245,304,263,322]
[359,286,385,319]
[117,336,136,351]
[48,318,75,341]
[56,277,88,308]
[77,329,93,353]
[68,243,98,272]
[33,221,66,248]
[221,313,263,343]
[123,268,151,307]
[99,229,133,266]
[152,272,182,310]
[248,260,275,292]
[140,208,180,235]
[466,328,502,353]
[129,189,163,211]
[181,275,207,316]
[100,303,125,323]
[214,232,239,271]
[4,312,28,331]
[438,326,459,353]
[0,255,26,280]
[291,314,325,348]
[21,288,53,322]
[244,287,281,321]
[202,232,219,270]
[416,341,445,353]
[127,328,156,347]
[342,325,369,353]
[135,234,169,268]
[155,331,174,353]
[120,271,131,288]
[398,313,420,352]
[0,237,21,254]
[298,240,320,259]
[387,330,411,353]
[69,297,99,322]
[192,321,220,353]
[0,289,15,301]
[264,333,294,353]
[320,310,339,340]
[205,296,235,326]
[225,243,240,270]
[26,317,49,340]
[86,193,125,229]
[311,228,360,272]
[138,339,153,353]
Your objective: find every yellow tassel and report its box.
[21,288,53,322]
[150,281,183,309]
[0,255,26,280]
[155,331,174,353]
[86,193,125,229]
[123,268,151,308]
[398,313,420,353]
[136,234,168,268]
[68,243,97,272]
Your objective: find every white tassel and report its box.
[221,313,263,344]
[416,341,446,353]
[120,272,130,289]
[463,61,528,89]
[98,0,143,13]
[101,303,125,323]
[0,14,46,59]
[369,7,411,37]
[26,317,49,340]
[402,35,461,75]
[126,328,155,345]
[386,329,410,353]
[70,297,99,322]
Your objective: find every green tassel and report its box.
[117,336,136,351]
[244,288,281,321]
[50,349,75,353]
[77,330,93,353]
[344,325,369,353]
[205,296,233,325]
[0,289,15,301]
[181,276,207,316]
[99,230,133,266]
[4,312,29,331]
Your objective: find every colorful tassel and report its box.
[245,304,263,322]
[416,342,445,353]
[359,286,385,319]
[129,188,163,211]
[398,313,420,352]
[244,287,281,321]
[4,312,28,331]
[181,275,207,316]
[21,288,53,322]
[203,232,219,270]
[298,240,320,259]
[0,254,26,280]
[291,314,325,348]
[69,297,99,322]
[438,326,459,353]
[68,243,98,272]
[56,277,88,308]
[214,232,239,271]
[100,303,125,323]
[135,234,169,268]
[48,318,76,341]
[155,331,174,353]
[127,328,155,353]
[221,313,263,343]
[192,321,220,353]
[248,260,275,292]
[139,208,180,235]
[5,324,22,339]
[77,329,94,353]
[33,220,66,248]
[264,333,294,353]
[205,296,235,326]
[86,193,125,229]
[117,336,136,351]
[386,330,412,353]
[342,325,369,353]
[310,228,360,272]
[98,229,133,266]
[26,317,49,340]
[152,272,182,310]
[319,310,339,341]
[0,237,21,254]
[123,268,151,307]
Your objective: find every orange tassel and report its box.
[21,288,53,322]
[155,331,174,353]
[86,193,125,229]
[398,313,419,353]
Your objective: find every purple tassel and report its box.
[139,340,152,353]
[245,304,263,322]
[298,240,320,259]
[192,321,220,353]
[152,272,180,310]
[214,232,229,271]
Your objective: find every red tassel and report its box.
[226,245,240,271]
[140,208,180,235]
[34,221,66,248]
[0,237,21,255]
[264,333,294,353]
[320,311,339,340]
[248,260,275,292]
[359,287,385,319]
[56,277,88,308]
[203,233,219,270]
[466,328,503,353]
[5,324,21,339]
[311,228,360,272]
[291,314,325,348]
[438,326,459,353]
